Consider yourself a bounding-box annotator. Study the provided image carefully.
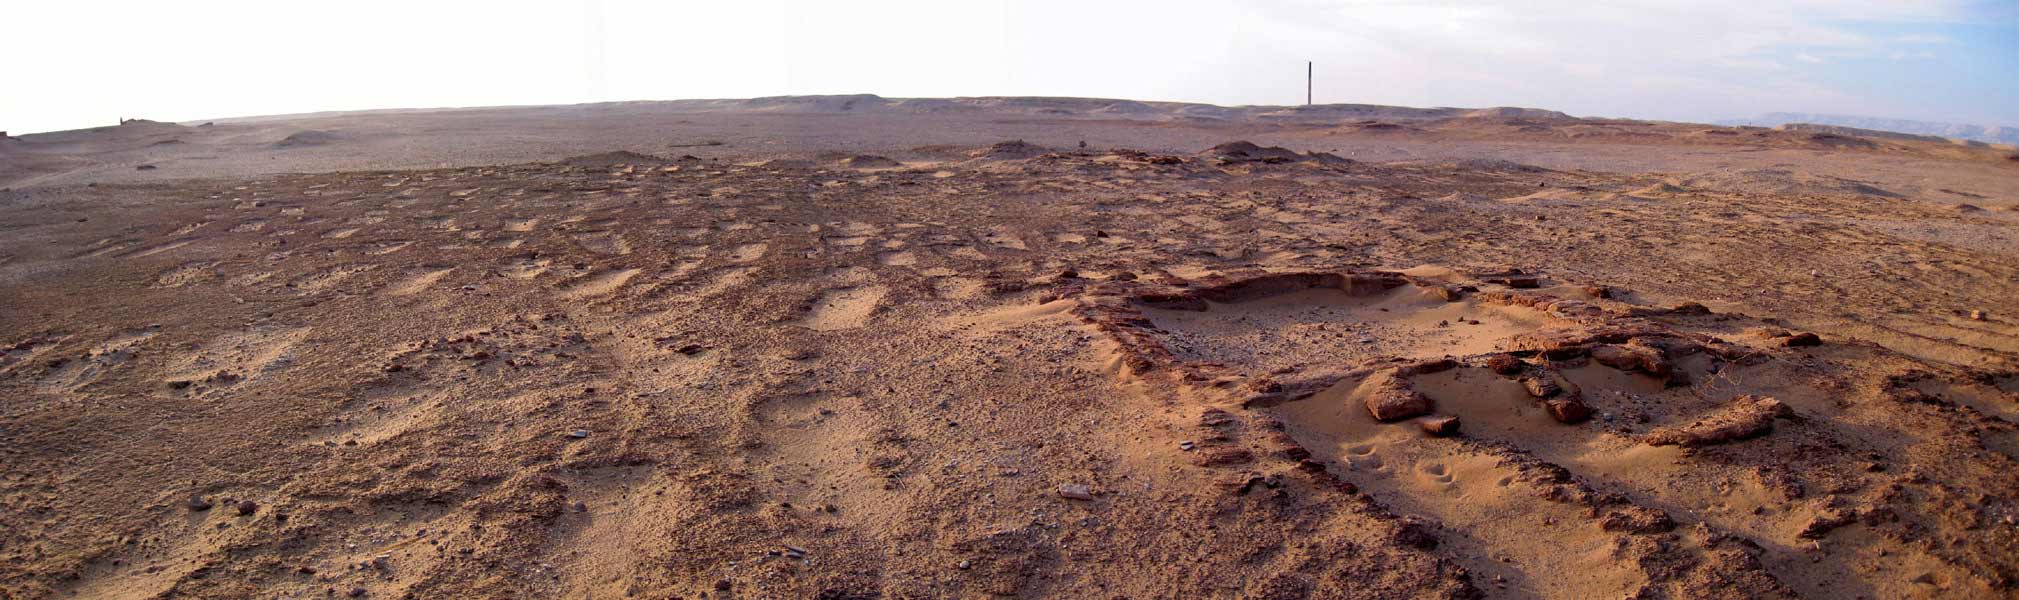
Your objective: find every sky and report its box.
[4,0,2016,134]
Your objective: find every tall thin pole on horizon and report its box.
[1306,62,1313,105]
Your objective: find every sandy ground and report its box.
[2,97,2018,599]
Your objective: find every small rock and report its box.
[1545,398,1592,424]
[1365,374,1434,421]
[1396,358,1457,376]
[1485,276,1540,289]
[1484,353,1525,376]
[1970,310,1986,321]
[566,429,590,439]
[186,496,214,512]
[1217,473,1267,495]
[1178,440,1195,451]
[1418,416,1460,437]
[1782,332,1822,347]
[1589,344,1672,377]
[1798,509,1858,539]
[234,500,259,516]
[1669,302,1711,315]
[1058,484,1095,501]
[1520,376,1561,398]
[347,587,367,598]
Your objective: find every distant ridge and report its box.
[598,94,1576,123]
[1717,113,2019,145]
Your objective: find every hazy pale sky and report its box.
[5,0,2016,134]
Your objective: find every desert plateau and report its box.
[3,95,2018,599]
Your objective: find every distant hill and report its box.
[652,94,1575,123]
[1717,113,2019,145]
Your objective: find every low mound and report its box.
[273,130,340,148]
[969,140,1048,160]
[1201,141,1350,166]
[1303,151,1354,166]
[1673,168,1903,198]
[1631,181,1688,197]
[1444,158,1550,173]
[1460,107,1574,120]
[112,119,192,134]
[557,151,666,167]
[744,94,890,113]
[837,155,901,169]
[1204,141,1302,163]
[1350,121,1418,133]
[1800,132,1879,149]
